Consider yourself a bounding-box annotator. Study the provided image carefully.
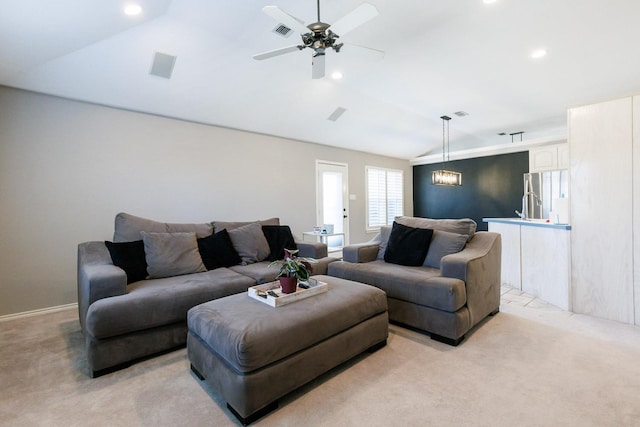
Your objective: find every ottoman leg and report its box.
[227,401,278,426]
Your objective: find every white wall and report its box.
[569,96,635,324]
[0,86,412,316]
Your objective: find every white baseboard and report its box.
[0,303,77,322]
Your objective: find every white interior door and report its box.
[316,161,349,251]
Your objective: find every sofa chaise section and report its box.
[78,213,335,377]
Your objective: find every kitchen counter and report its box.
[483,217,571,310]
[483,217,571,230]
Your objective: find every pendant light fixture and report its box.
[432,115,462,186]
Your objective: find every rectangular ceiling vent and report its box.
[150,52,177,79]
[273,24,294,38]
[328,107,347,122]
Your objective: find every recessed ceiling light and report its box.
[124,3,142,16]
[331,71,343,80]
[530,48,547,59]
[483,0,498,5]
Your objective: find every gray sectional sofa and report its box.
[328,216,502,345]
[77,213,336,377]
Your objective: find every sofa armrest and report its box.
[296,241,328,259]
[440,231,502,326]
[343,242,380,263]
[77,241,127,332]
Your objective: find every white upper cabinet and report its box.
[529,143,569,172]
[557,144,570,169]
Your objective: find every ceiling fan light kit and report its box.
[254,1,381,79]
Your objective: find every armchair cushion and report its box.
[395,216,476,241]
[141,232,206,279]
[384,222,433,266]
[104,240,147,284]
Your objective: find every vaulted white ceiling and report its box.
[2,0,639,159]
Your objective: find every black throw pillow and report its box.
[105,240,148,284]
[384,222,434,266]
[261,225,298,261]
[197,229,242,270]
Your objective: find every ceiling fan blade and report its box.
[342,43,385,61]
[253,45,301,60]
[329,3,378,37]
[262,5,310,35]
[312,54,325,79]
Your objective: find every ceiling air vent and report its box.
[273,24,294,38]
[150,52,177,79]
[328,107,347,122]
[454,111,469,117]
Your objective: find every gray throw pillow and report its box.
[423,230,468,268]
[141,231,206,279]
[227,222,272,265]
[376,225,393,260]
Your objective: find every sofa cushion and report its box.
[395,216,477,241]
[230,261,280,284]
[423,230,468,268]
[328,260,466,312]
[384,222,433,266]
[114,212,213,242]
[197,229,242,270]
[213,218,280,233]
[141,232,206,279]
[261,225,298,261]
[104,240,148,284]
[85,268,256,339]
[227,222,271,265]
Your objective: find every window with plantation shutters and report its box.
[366,166,404,231]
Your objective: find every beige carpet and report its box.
[1,298,640,427]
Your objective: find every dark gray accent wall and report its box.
[413,152,529,231]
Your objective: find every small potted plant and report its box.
[269,249,317,294]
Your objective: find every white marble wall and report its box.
[488,222,521,289]
[634,96,640,326]
[520,226,571,311]
[488,221,571,310]
[569,97,635,324]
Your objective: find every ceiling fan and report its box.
[253,1,383,79]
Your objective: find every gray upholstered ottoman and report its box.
[187,275,388,425]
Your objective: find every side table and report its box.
[302,231,344,253]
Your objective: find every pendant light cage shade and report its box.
[432,169,462,186]
[431,115,462,186]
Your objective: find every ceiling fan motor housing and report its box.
[301,22,343,54]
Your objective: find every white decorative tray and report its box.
[248,280,328,307]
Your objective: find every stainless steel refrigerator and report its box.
[523,171,569,220]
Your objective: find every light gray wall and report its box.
[0,86,412,316]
